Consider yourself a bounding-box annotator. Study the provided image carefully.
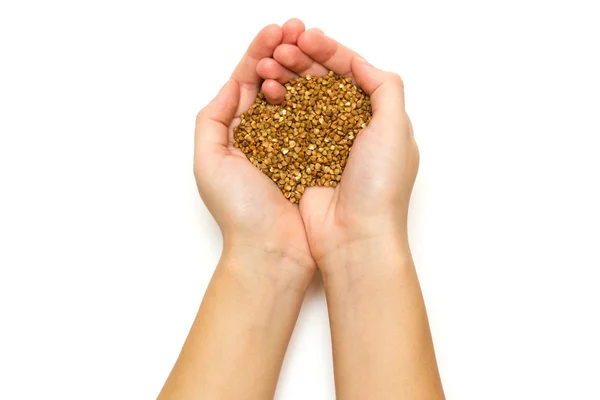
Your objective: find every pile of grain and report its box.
[233,71,372,203]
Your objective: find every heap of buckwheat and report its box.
[233,71,372,203]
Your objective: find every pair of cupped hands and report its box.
[194,19,419,283]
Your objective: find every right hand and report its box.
[194,24,316,282]
[257,24,420,275]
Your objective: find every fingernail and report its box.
[355,56,373,67]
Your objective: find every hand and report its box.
[257,25,419,274]
[256,26,444,400]
[194,24,316,282]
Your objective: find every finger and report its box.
[256,57,298,84]
[273,44,329,77]
[282,18,305,44]
[298,186,335,223]
[261,79,287,104]
[351,57,406,123]
[195,79,239,165]
[297,29,361,76]
[231,24,283,116]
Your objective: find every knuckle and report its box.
[388,73,405,90]
[195,107,208,125]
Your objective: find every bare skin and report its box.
[159,19,444,400]
[258,23,445,399]
[158,23,316,400]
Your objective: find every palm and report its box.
[213,146,308,245]
[256,28,417,261]
[297,121,388,258]
[195,24,314,269]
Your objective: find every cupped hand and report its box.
[194,23,315,274]
[256,26,419,271]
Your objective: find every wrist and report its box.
[317,233,413,285]
[220,241,315,294]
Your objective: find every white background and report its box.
[1,0,599,399]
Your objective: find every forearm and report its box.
[322,237,444,400]
[159,247,312,400]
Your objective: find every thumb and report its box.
[195,79,240,149]
[351,57,406,125]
